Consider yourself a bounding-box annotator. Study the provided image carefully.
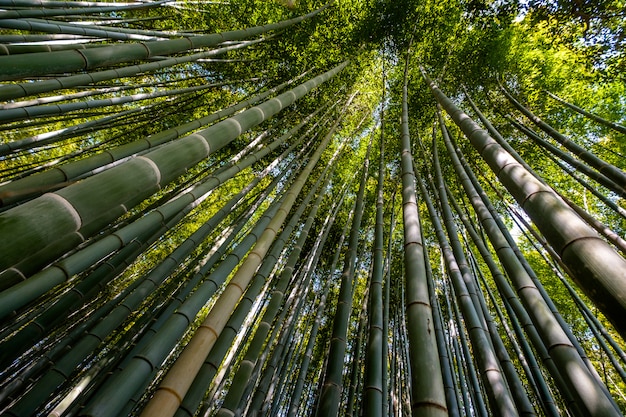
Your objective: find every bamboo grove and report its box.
[0,1,625,416]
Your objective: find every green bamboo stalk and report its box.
[0,18,165,42]
[0,0,167,20]
[547,153,626,219]
[399,60,447,417]
[457,137,619,408]
[499,83,626,190]
[0,83,213,124]
[0,5,329,80]
[507,116,626,198]
[447,189,563,417]
[286,189,352,416]
[0,63,347,276]
[509,208,626,386]
[427,72,622,416]
[4,175,287,415]
[215,143,340,416]
[0,36,258,101]
[362,126,385,417]
[0,102,323,320]
[545,90,626,135]
[116,152,307,417]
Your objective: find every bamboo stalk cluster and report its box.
[1,2,626,417]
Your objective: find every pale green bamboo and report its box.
[425,68,626,344]
[0,0,167,20]
[286,191,352,416]
[0,83,213,123]
[136,99,338,417]
[500,83,626,190]
[447,189,563,417]
[456,135,620,409]
[507,116,626,198]
[0,5,329,80]
[114,152,307,417]
[0,75,295,205]
[0,0,148,8]
[427,71,622,416]
[3,159,291,416]
[0,63,347,275]
[399,60,447,417]
[545,90,626,135]
[509,208,626,385]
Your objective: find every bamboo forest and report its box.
[2,0,626,416]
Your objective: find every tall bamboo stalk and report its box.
[399,58,447,416]
[0,63,347,277]
[545,90,626,134]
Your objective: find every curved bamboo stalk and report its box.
[499,83,626,190]
[0,36,258,101]
[447,189,564,417]
[0,103,322,318]
[413,171,460,417]
[456,145,619,415]
[0,63,347,274]
[286,191,352,416]
[0,0,168,20]
[0,5,329,80]
[0,83,213,124]
[399,60,447,417]
[545,90,626,135]
[0,18,165,42]
[507,116,626,198]
[215,143,341,416]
